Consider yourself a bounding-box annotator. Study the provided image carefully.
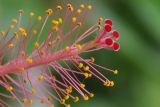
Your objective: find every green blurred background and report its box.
[0,0,160,107]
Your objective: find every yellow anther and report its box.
[19,9,24,13]
[72,17,77,23]
[37,16,42,21]
[14,32,18,39]
[60,99,65,104]
[9,25,14,29]
[88,73,92,78]
[110,81,114,87]
[52,20,59,25]
[99,17,103,22]
[65,46,70,51]
[98,25,102,30]
[31,88,36,94]
[83,73,89,78]
[50,104,55,107]
[33,30,37,34]
[58,18,63,24]
[0,31,5,37]
[80,83,85,88]
[91,57,95,62]
[12,19,18,23]
[22,98,27,103]
[77,9,82,14]
[19,67,25,72]
[26,58,33,63]
[76,44,81,50]
[19,28,25,33]
[48,96,52,101]
[78,63,83,68]
[29,12,35,17]
[27,99,33,105]
[77,22,82,26]
[74,96,79,103]
[64,95,70,100]
[38,74,44,81]
[80,4,85,9]
[84,66,89,71]
[67,3,72,8]
[57,5,62,10]
[52,26,59,31]
[34,41,39,48]
[114,70,119,75]
[103,81,110,87]
[83,94,89,101]
[90,93,94,98]
[66,104,71,107]
[6,86,13,92]
[66,86,72,94]
[88,5,92,10]
[22,32,27,37]
[8,43,14,48]
[46,8,53,15]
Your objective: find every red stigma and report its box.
[105,38,113,46]
[112,30,120,39]
[105,19,112,26]
[105,24,112,32]
[112,42,120,51]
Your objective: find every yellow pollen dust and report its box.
[88,73,92,77]
[14,32,18,39]
[57,5,63,10]
[66,104,71,107]
[88,5,92,10]
[6,86,13,92]
[84,66,89,71]
[19,9,24,13]
[76,44,81,50]
[29,12,35,17]
[114,70,119,75]
[46,8,53,15]
[27,99,33,105]
[83,94,89,101]
[52,20,59,25]
[19,67,25,72]
[34,41,39,48]
[0,31,5,37]
[58,18,63,24]
[60,99,65,104]
[22,98,27,103]
[83,73,89,78]
[80,4,85,9]
[31,88,36,94]
[66,86,72,94]
[78,63,83,68]
[64,95,70,100]
[37,16,42,21]
[52,26,59,31]
[8,25,14,29]
[38,74,44,81]
[48,96,52,101]
[77,9,82,14]
[91,57,95,62]
[12,19,18,23]
[72,17,77,23]
[8,43,14,48]
[80,83,85,88]
[65,46,70,51]
[74,96,79,103]
[90,93,94,98]
[26,59,33,63]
